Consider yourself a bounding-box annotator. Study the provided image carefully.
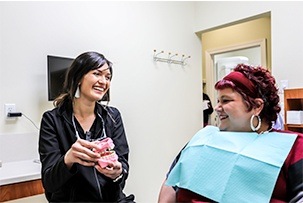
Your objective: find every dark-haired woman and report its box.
[158,64,303,203]
[39,51,134,202]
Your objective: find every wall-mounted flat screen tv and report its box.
[47,55,110,101]
[47,55,74,101]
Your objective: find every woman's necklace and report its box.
[260,126,273,134]
[72,112,107,141]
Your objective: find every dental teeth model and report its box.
[94,137,118,168]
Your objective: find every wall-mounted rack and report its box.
[153,50,190,66]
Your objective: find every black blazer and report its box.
[39,102,130,202]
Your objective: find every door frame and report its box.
[204,38,267,125]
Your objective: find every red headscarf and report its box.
[222,71,257,98]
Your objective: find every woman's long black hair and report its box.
[54,51,112,107]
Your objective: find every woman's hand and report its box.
[64,138,101,169]
[95,160,123,180]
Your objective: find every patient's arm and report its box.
[158,179,176,203]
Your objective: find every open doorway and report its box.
[215,46,261,81]
[205,39,267,126]
[200,13,271,126]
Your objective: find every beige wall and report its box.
[201,16,271,84]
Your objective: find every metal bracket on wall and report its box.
[153,50,190,66]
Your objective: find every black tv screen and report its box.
[47,55,74,101]
[47,55,110,101]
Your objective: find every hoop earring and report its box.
[250,114,261,131]
[75,85,80,98]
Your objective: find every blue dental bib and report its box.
[166,126,297,203]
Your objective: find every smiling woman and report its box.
[39,51,135,202]
[158,64,303,203]
[47,54,111,102]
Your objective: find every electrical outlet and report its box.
[4,104,16,117]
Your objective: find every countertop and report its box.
[0,159,41,186]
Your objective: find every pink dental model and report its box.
[94,137,118,168]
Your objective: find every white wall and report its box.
[194,1,303,89]
[0,1,202,202]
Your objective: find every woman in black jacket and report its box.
[39,51,134,202]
